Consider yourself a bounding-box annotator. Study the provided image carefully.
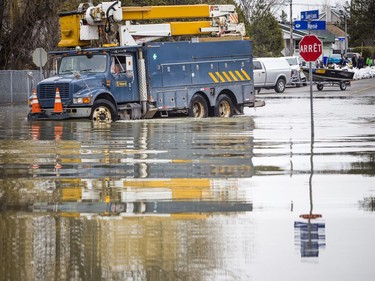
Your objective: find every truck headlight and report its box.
[73,97,91,104]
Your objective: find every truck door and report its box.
[253,60,266,87]
[110,54,137,102]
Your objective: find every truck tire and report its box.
[214,94,233,117]
[317,84,324,91]
[275,78,286,93]
[188,95,208,118]
[91,99,117,123]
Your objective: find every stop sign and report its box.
[299,35,322,62]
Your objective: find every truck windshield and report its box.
[59,54,107,75]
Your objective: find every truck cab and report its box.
[37,47,141,122]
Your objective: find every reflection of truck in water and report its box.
[27,118,255,179]
[3,118,255,210]
[28,1,264,122]
[253,57,292,93]
[51,178,252,216]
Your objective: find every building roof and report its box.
[319,10,342,24]
[279,23,308,39]
[309,29,336,43]
[326,23,345,37]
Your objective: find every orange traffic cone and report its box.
[52,87,64,114]
[30,88,42,114]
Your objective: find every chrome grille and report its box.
[39,83,70,100]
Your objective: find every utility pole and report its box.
[289,0,293,56]
[339,9,348,54]
[344,13,348,53]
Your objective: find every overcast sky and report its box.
[275,0,351,20]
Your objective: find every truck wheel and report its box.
[317,84,324,91]
[275,78,286,93]
[214,94,233,117]
[188,95,208,118]
[91,99,117,123]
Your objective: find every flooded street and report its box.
[1,78,375,281]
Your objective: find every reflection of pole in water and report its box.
[308,69,316,233]
[309,116,314,215]
[289,135,293,178]
[138,122,149,178]
[294,90,325,258]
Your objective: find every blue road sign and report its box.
[294,20,326,30]
[301,10,319,20]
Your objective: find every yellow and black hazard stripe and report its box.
[208,69,251,83]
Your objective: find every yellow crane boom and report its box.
[58,1,244,48]
[121,5,211,20]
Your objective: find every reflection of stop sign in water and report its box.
[299,35,322,62]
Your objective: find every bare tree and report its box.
[0,0,64,69]
[238,0,284,21]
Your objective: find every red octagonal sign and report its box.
[299,35,322,62]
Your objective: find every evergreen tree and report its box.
[248,2,284,57]
[348,0,375,51]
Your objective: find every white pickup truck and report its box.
[253,57,293,93]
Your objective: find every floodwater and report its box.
[1,80,375,281]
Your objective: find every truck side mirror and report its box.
[74,71,81,79]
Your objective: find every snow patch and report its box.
[333,65,375,80]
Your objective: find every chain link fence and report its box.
[0,70,45,104]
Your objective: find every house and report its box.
[318,6,347,53]
[279,23,335,59]
[278,6,346,59]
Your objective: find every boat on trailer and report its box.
[302,68,354,91]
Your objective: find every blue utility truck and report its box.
[29,39,264,122]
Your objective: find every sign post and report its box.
[32,47,48,78]
[299,34,322,139]
[296,10,325,196]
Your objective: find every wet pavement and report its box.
[0,78,374,280]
